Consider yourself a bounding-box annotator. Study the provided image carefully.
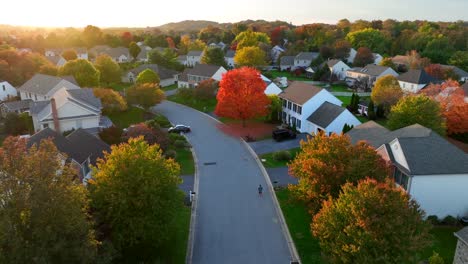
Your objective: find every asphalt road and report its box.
[153,101,292,264]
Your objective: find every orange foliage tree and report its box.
[288,133,390,213]
[215,67,270,126]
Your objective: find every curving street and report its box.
[153,101,292,264]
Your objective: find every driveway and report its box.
[266,167,298,187]
[249,134,309,155]
[153,101,292,264]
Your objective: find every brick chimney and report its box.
[50,98,60,133]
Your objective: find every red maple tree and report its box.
[215,67,270,127]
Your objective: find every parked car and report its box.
[272,129,296,142]
[168,124,191,133]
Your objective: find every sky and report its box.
[1,0,466,28]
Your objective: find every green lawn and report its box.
[264,70,312,81]
[108,82,132,92]
[277,189,323,264]
[422,226,459,263]
[163,205,191,264]
[107,106,147,128]
[162,84,178,91]
[168,94,217,113]
[260,148,301,168]
[336,96,352,106]
[175,147,195,175]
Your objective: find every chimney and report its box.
[50,98,60,133]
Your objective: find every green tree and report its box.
[94,54,121,85]
[201,46,227,67]
[128,41,141,61]
[422,37,455,64]
[387,94,446,135]
[367,99,376,120]
[448,51,468,72]
[0,137,97,263]
[90,137,183,261]
[267,94,282,123]
[345,28,389,54]
[148,49,183,71]
[3,112,32,135]
[312,179,431,264]
[136,69,160,84]
[371,75,403,115]
[61,49,78,61]
[379,57,397,71]
[60,59,100,87]
[234,30,271,49]
[127,83,165,110]
[234,47,266,67]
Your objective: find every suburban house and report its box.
[279,56,295,71]
[0,99,32,117]
[186,50,204,67]
[0,80,18,101]
[136,46,152,62]
[177,64,227,88]
[347,121,468,218]
[45,55,67,67]
[271,45,285,64]
[347,48,357,63]
[177,55,188,66]
[17,74,80,102]
[224,50,236,68]
[74,47,88,60]
[45,48,63,57]
[326,59,350,80]
[293,52,319,69]
[122,64,178,87]
[261,75,282,95]
[398,69,439,93]
[440,65,468,82]
[373,53,383,65]
[454,227,468,264]
[89,45,111,58]
[29,87,102,133]
[345,64,399,90]
[45,47,88,60]
[279,82,361,135]
[27,128,110,182]
[104,47,130,63]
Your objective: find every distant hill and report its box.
[156,20,223,33]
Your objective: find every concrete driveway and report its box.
[249,134,310,155]
[153,101,292,264]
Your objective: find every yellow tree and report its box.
[371,75,403,115]
[93,88,127,113]
[234,47,267,68]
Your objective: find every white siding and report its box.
[20,91,47,101]
[389,139,410,170]
[160,78,176,87]
[409,174,468,218]
[324,110,361,135]
[212,67,228,81]
[178,81,189,88]
[0,81,17,101]
[58,116,99,131]
[399,81,426,93]
[331,61,351,80]
[264,83,282,95]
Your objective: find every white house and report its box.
[373,53,383,65]
[279,82,360,135]
[29,87,102,133]
[17,74,80,102]
[92,46,129,63]
[261,75,282,95]
[348,122,468,218]
[326,59,350,80]
[187,50,204,67]
[74,47,88,60]
[178,64,227,88]
[398,69,439,93]
[122,64,178,87]
[279,56,295,71]
[346,64,399,90]
[177,55,188,66]
[224,50,236,68]
[347,48,357,63]
[271,45,285,64]
[0,80,18,101]
[293,52,319,69]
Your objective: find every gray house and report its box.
[122,64,178,87]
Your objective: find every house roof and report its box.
[67,89,102,109]
[45,55,64,65]
[396,132,468,175]
[278,81,323,105]
[440,64,468,78]
[187,50,203,57]
[295,52,319,61]
[397,69,438,84]
[225,50,236,58]
[455,227,468,246]
[348,64,392,77]
[136,48,148,60]
[66,128,110,165]
[90,45,111,54]
[17,74,79,96]
[128,64,178,80]
[392,55,409,65]
[307,102,345,128]
[280,56,295,66]
[29,101,50,115]
[105,47,129,58]
[177,55,187,61]
[186,64,222,77]
[327,59,342,67]
[1,99,32,111]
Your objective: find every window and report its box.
[297,106,302,114]
[293,104,297,112]
[29,93,32,98]
[43,123,49,129]
[2,85,5,91]
[296,119,301,129]
[282,111,286,121]
[287,101,292,110]
[393,168,409,190]
[282,99,287,107]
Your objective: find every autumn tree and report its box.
[353,47,374,67]
[120,31,133,47]
[121,123,170,151]
[126,83,165,110]
[136,69,160,84]
[82,25,103,48]
[215,67,270,126]
[93,88,127,113]
[234,30,271,49]
[128,41,141,61]
[387,94,446,135]
[345,28,389,54]
[94,54,121,84]
[0,137,97,263]
[446,104,468,135]
[312,179,431,263]
[60,59,100,87]
[234,47,267,67]
[201,46,227,67]
[334,40,351,61]
[194,78,218,100]
[61,49,78,61]
[379,57,397,71]
[288,133,390,213]
[39,64,59,76]
[371,75,403,115]
[90,137,183,261]
[448,51,468,71]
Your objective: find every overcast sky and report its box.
[1,0,466,28]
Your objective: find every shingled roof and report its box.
[280,56,295,66]
[17,74,80,96]
[347,64,392,77]
[278,81,323,105]
[186,64,222,77]
[187,50,203,57]
[66,129,110,165]
[397,69,439,84]
[128,64,178,80]
[295,52,319,61]
[307,102,345,128]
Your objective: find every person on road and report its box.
[258,184,263,197]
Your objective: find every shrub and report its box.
[153,115,171,128]
[165,149,177,159]
[145,119,161,130]
[427,215,440,225]
[273,150,292,162]
[177,88,194,101]
[174,139,187,149]
[442,215,458,226]
[169,133,186,143]
[429,252,445,264]
[99,126,123,145]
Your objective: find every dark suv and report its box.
[272,129,297,142]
